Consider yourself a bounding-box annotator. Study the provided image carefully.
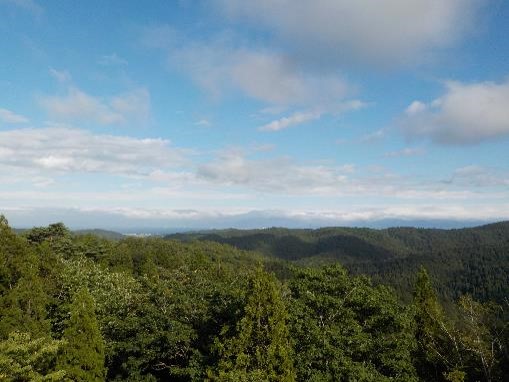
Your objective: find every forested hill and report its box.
[167,221,509,303]
[1,217,508,381]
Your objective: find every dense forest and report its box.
[168,222,509,304]
[0,216,508,381]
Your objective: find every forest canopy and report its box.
[0,216,507,381]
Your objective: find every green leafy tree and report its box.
[57,288,105,381]
[0,331,66,381]
[210,266,295,381]
[413,267,464,381]
[289,264,417,381]
[25,223,75,259]
[456,295,506,382]
[0,269,50,338]
[0,216,50,338]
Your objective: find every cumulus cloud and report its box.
[401,78,509,144]
[0,127,185,176]
[216,0,484,67]
[1,133,507,228]
[0,108,29,124]
[170,41,352,107]
[39,87,150,126]
[144,26,364,129]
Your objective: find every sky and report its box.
[1,0,509,230]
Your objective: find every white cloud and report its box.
[384,147,425,158]
[1,135,507,228]
[216,0,484,67]
[197,150,351,194]
[195,150,509,202]
[109,88,150,123]
[32,176,55,188]
[0,127,185,176]
[401,78,509,144]
[259,110,320,132]
[2,0,43,17]
[447,165,509,187]
[260,101,365,132]
[360,129,385,143]
[142,25,352,110]
[0,108,29,124]
[161,36,353,107]
[1,128,502,204]
[2,204,507,230]
[195,119,211,127]
[49,68,72,83]
[406,101,427,115]
[39,87,150,126]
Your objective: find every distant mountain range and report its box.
[167,221,509,303]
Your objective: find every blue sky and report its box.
[1,0,509,230]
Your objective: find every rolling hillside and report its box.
[167,222,509,302]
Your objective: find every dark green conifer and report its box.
[211,266,295,381]
[57,288,105,381]
[0,216,50,338]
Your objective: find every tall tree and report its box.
[210,266,295,381]
[57,288,105,381]
[456,295,506,382]
[414,267,463,381]
[0,216,50,338]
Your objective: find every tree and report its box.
[289,264,417,381]
[456,295,506,382]
[210,266,295,381]
[413,267,463,381]
[0,331,66,381]
[57,288,105,381]
[0,216,50,338]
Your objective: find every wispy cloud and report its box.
[39,87,150,126]
[259,101,365,132]
[0,108,29,124]
[2,204,507,230]
[384,147,425,158]
[49,68,72,83]
[360,129,385,143]
[259,110,320,131]
[2,0,43,17]
[194,119,211,127]
[446,165,509,187]
[98,53,128,66]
